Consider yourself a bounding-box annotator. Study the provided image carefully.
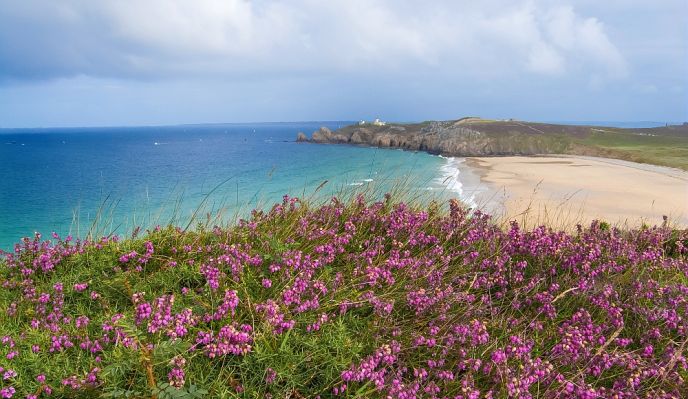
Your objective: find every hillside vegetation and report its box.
[0,196,687,398]
[298,119,688,170]
[573,128,688,170]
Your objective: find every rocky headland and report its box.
[296,118,688,167]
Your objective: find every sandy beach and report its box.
[467,156,688,228]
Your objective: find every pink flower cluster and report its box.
[0,195,686,397]
[195,324,253,358]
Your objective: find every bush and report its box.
[0,195,686,398]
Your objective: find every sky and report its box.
[0,0,686,127]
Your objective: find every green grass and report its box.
[570,130,688,170]
[1,195,687,398]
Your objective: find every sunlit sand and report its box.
[469,155,688,228]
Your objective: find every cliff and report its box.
[296,118,688,168]
[297,119,579,156]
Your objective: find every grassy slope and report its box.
[343,120,688,170]
[468,120,688,170]
[0,196,687,398]
[570,129,688,170]
[488,122,688,170]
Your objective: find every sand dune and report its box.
[468,156,688,228]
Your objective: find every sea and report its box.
[2,120,674,251]
[0,122,481,251]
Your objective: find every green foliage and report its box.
[572,129,688,170]
[153,383,208,399]
[0,196,686,397]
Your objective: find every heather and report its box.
[0,195,687,398]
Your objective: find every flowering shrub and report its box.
[0,195,687,398]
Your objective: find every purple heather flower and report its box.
[265,368,277,384]
[2,370,17,380]
[168,367,185,388]
[0,387,15,398]
[73,283,88,292]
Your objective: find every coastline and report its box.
[463,155,688,228]
[433,156,486,208]
[298,120,688,172]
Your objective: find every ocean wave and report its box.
[348,178,374,186]
[434,156,477,208]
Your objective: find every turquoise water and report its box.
[0,122,457,250]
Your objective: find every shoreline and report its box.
[433,156,483,208]
[298,119,688,172]
[463,155,688,228]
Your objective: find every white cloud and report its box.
[527,42,566,74]
[540,6,628,77]
[0,0,629,82]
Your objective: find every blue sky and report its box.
[0,0,686,127]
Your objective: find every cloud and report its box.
[0,0,628,83]
[541,6,628,76]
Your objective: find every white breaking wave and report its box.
[348,178,374,186]
[434,156,477,208]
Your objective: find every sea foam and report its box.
[435,156,477,208]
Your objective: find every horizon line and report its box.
[0,118,684,131]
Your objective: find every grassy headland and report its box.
[298,119,688,170]
[572,127,688,170]
[1,195,687,398]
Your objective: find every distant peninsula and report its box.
[297,117,688,170]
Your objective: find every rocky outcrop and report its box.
[350,131,364,144]
[297,119,578,157]
[310,127,332,142]
[310,127,351,143]
[296,132,308,142]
